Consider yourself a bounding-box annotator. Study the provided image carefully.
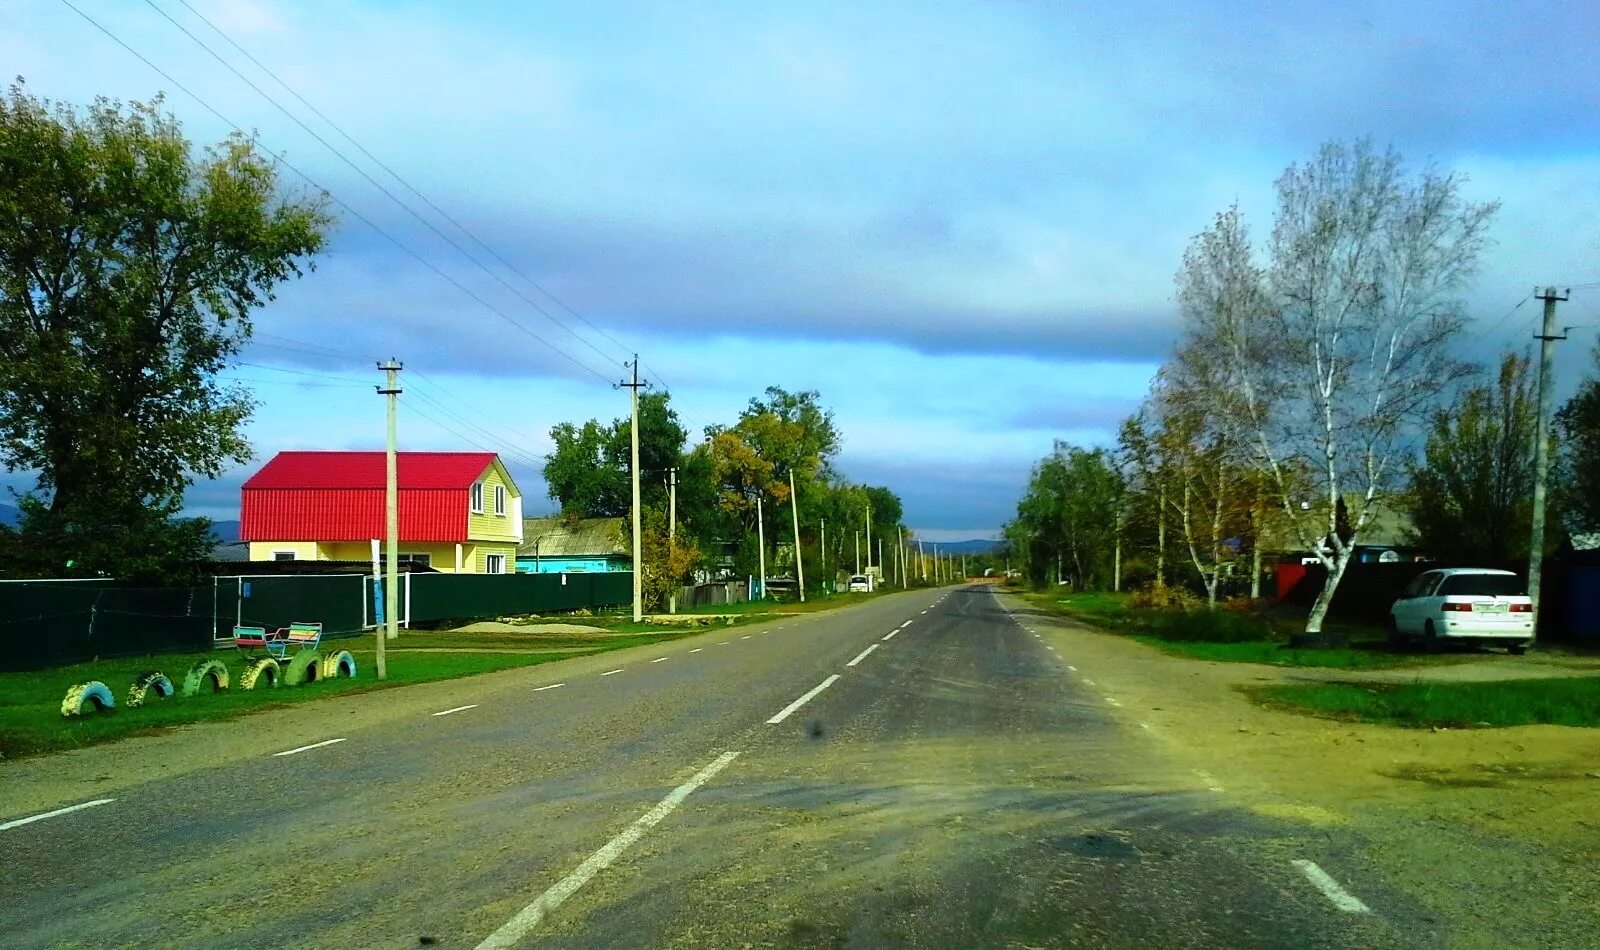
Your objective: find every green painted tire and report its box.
[61,681,115,717]
[126,671,174,708]
[239,656,279,690]
[319,650,357,680]
[182,659,230,696]
[284,650,321,686]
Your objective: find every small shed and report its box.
[517,517,631,574]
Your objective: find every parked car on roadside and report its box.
[848,574,872,592]
[1387,568,1534,653]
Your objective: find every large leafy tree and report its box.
[1554,346,1600,537]
[544,392,686,517]
[1405,353,1538,561]
[0,86,328,580]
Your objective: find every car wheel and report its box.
[1386,616,1405,646]
[1423,620,1439,652]
[1509,643,1528,656]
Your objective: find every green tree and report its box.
[544,392,686,517]
[1011,442,1122,590]
[1405,353,1538,561]
[1553,346,1600,537]
[0,86,328,581]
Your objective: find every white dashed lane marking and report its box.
[846,644,880,667]
[533,683,565,692]
[273,738,347,757]
[767,675,841,724]
[432,704,478,717]
[1292,859,1372,914]
[651,657,669,663]
[600,669,624,677]
[1,799,115,832]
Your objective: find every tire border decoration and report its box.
[284,649,321,686]
[61,681,115,717]
[239,656,280,690]
[182,659,230,696]
[319,650,357,680]
[126,671,174,708]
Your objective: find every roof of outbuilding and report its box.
[518,517,630,558]
[242,451,498,490]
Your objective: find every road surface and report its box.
[5,587,1419,948]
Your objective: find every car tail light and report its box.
[1441,603,1473,612]
[1510,603,1533,613]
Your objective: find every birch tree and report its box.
[1179,143,1496,641]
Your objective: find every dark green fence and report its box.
[0,571,635,671]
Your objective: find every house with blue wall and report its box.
[517,517,632,574]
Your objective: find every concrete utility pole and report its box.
[820,519,827,593]
[618,356,646,622]
[864,501,873,576]
[1529,287,1570,627]
[789,469,805,603]
[376,359,403,680]
[755,492,766,600]
[877,538,883,584]
[668,467,678,615]
[918,539,925,581]
[854,531,860,575]
[962,554,967,581]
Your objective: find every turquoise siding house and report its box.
[517,516,632,574]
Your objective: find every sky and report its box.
[3,0,1599,540]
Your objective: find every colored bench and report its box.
[233,622,323,658]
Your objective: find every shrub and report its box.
[1142,608,1275,643]
[1127,584,1201,611]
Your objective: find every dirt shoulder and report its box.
[1002,593,1600,853]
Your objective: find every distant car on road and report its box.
[847,574,872,592]
[1388,568,1534,653]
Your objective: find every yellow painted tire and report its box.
[284,650,321,686]
[239,657,280,690]
[319,650,357,680]
[182,659,230,696]
[62,681,115,717]
[126,671,174,708]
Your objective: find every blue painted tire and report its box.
[61,681,115,717]
[319,650,357,680]
[182,659,230,696]
[126,671,174,708]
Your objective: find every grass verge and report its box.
[0,626,698,761]
[1250,677,1600,728]
[1013,588,1466,670]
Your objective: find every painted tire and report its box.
[126,671,174,708]
[284,650,321,686]
[319,650,357,680]
[182,659,230,696]
[61,681,115,717]
[239,656,280,690]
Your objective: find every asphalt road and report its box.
[4,586,1418,948]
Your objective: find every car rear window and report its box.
[1438,574,1525,597]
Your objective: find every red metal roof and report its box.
[242,451,497,490]
[241,452,498,542]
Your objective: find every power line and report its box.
[144,0,626,375]
[59,0,613,386]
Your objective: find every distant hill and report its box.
[208,520,241,542]
[928,539,1001,555]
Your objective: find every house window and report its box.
[470,481,484,513]
[272,550,296,562]
[398,553,432,567]
[485,553,507,574]
[494,484,506,515]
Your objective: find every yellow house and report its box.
[240,451,523,572]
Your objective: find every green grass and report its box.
[0,626,696,761]
[1251,677,1600,728]
[1017,589,1461,670]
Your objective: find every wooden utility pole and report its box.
[1529,287,1570,628]
[618,356,646,622]
[668,467,678,615]
[376,358,403,679]
[789,469,805,603]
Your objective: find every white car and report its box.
[847,574,872,592]
[1388,568,1534,653]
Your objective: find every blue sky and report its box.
[4,0,1599,539]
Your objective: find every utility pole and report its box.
[376,359,403,680]
[962,554,967,581]
[789,469,805,603]
[864,500,873,577]
[820,519,827,593]
[918,539,925,582]
[877,538,883,585]
[755,492,766,600]
[1529,287,1570,628]
[854,531,860,575]
[618,356,647,622]
[668,467,678,615]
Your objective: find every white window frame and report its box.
[470,481,484,514]
[272,550,297,562]
[398,552,432,567]
[494,484,506,516]
[485,553,507,574]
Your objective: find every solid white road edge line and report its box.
[767,675,841,724]
[1,798,115,832]
[846,644,879,667]
[474,751,741,950]
[272,738,347,757]
[1292,859,1372,914]
[881,629,899,641]
[533,683,565,692]
[600,669,624,676]
[432,704,479,717]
